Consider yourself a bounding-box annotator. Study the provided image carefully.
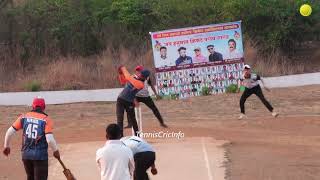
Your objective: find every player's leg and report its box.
[22,159,35,180]
[254,85,278,117]
[133,152,146,180]
[137,96,167,128]
[124,98,136,128]
[126,102,139,136]
[239,88,253,119]
[124,114,133,129]
[116,98,126,137]
[134,152,155,180]
[33,160,48,180]
[253,85,273,111]
[144,151,156,179]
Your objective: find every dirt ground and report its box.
[47,137,228,180]
[0,85,319,180]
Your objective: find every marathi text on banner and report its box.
[150,21,244,99]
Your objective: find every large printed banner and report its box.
[150,21,244,98]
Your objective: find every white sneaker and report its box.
[272,112,279,118]
[238,113,247,120]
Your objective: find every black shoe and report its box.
[160,123,168,128]
[124,125,132,129]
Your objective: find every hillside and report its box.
[0,0,319,92]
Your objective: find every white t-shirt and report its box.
[155,57,175,68]
[121,136,155,155]
[96,140,134,180]
[224,49,243,60]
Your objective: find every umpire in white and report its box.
[121,136,158,180]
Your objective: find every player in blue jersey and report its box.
[117,65,150,137]
[3,97,60,180]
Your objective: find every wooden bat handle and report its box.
[58,158,68,170]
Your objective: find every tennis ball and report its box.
[300,4,312,16]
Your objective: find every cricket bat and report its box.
[58,158,76,180]
[133,106,142,136]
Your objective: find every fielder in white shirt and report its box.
[96,124,135,180]
[121,136,158,180]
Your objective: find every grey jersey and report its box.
[241,73,261,89]
[136,79,152,97]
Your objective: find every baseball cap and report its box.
[135,65,144,72]
[32,96,46,111]
[244,64,251,69]
[140,69,150,78]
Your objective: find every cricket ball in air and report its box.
[300,4,312,16]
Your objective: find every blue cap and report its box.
[140,69,150,78]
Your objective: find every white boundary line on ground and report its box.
[201,138,213,180]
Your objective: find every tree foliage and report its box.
[1,0,319,59]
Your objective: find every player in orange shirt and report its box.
[3,97,60,180]
[117,66,150,136]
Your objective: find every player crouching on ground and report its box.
[117,65,150,136]
[238,65,279,119]
[3,96,60,180]
[131,65,168,128]
[121,136,158,180]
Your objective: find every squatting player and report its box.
[3,97,60,180]
[121,136,158,180]
[239,65,279,119]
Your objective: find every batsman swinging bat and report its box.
[58,158,76,180]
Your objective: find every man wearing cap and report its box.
[118,66,150,136]
[193,47,207,63]
[3,97,60,180]
[121,136,158,180]
[175,47,192,66]
[207,45,223,62]
[130,65,168,128]
[238,65,279,119]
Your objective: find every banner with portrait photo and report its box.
[150,21,245,99]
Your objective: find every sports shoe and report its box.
[272,112,279,118]
[238,113,247,120]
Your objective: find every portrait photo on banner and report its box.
[150,21,245,99]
